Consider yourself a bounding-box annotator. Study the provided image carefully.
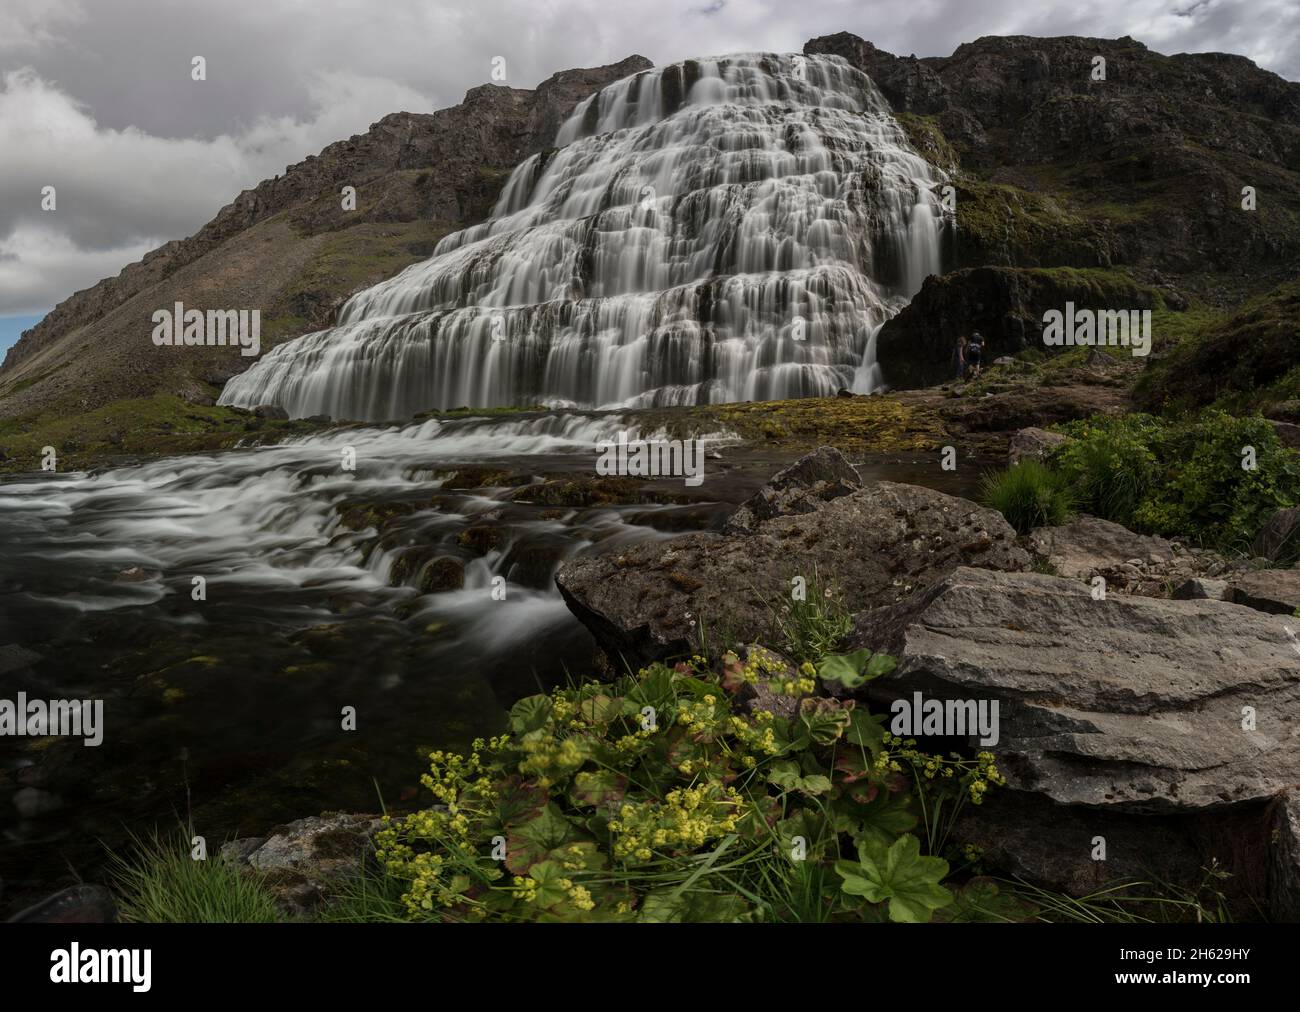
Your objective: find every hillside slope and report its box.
[0,56,650,421]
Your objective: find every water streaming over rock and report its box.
[220,53,947,420]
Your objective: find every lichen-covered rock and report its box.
[220,812,380,916]
[556,475,1028,666]
[1028,514,1233,596]
[1030,515,1175,577]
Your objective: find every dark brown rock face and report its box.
[874,267,1159,389]
[0,56,651,419]
[804,32,1300,393]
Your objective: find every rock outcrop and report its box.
[850,564,1300,916]
[556,449,1028,667]
[219,812,380,916]
[803,32,1300,395]
[852,566,1300,812]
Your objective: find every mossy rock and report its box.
[418,556,465,593]
[457,525,504,554]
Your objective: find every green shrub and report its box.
[980,459,1075,534]
[1050,414,1161,527]
[1053,410,1300,552]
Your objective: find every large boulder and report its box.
[1226,570,1300,615]
[556,464,1028,666]
[851,565,1300,915]
[723,446,861,534]
[853,567,1300,811]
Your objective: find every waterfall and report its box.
[219,53,947,421]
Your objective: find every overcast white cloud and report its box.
[0,0,1296,319]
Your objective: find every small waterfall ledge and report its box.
[219,53,949,421]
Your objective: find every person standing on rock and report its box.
[954,334,968,381]
[968,330,985,379]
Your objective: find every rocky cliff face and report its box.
[5,32,1298,420]
[801,32,1300,391]
[0,56,650,420]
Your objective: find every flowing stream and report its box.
[1,51,954,911]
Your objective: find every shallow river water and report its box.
[0,410,984,912]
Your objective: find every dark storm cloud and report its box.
[0,0,1295,316]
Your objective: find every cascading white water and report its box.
[220,53,947,421]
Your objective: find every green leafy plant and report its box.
[836,833,952,923]
[1052,410,1300,552]
[817,648,896,690]
[371,651,1008,923]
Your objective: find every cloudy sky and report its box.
[1,0,1297,353]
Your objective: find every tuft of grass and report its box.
[980,459,1074,534]
[1006,864,1234,924]
[107,828,281,923]
[766,571,853,664]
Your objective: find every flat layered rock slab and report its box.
[853,567,1300,812]
[1029,515,1176,578]
[556,481,1028,666]
[1227,569,1300,615]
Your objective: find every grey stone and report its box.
[1007,426,1067,465]
[1172,577,1230,601]
[1226,570,1300,615]
[1029,515,1175,580]
[225,813,380,916]
[723,446,861,535]
[852,566,1300,812]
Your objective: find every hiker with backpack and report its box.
[967,330,985,379]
